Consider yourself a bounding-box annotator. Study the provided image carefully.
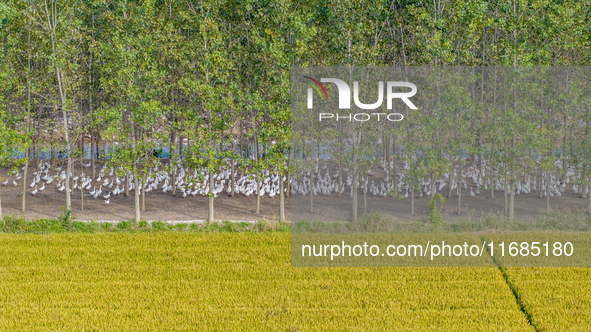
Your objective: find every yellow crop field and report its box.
[503,267,591,331]
[0,233,539,331]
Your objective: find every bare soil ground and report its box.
[293,189,591,224]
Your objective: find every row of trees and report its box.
[1,0,591,221]
[293,67,591,222]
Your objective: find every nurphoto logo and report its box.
[304,76,417,122]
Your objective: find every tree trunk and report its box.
[393,138,398,194]
[509,182,515,220]
[539,169,544,199]
[64,131,72,212]
[0,185,3,222]
[22,148,28,212]
[51,143,56,169]
[286,165,291,198]
[338,157,343,198]
[141,172,146,212]
[279,176,285,222]
[208,170,214,221]
[363,178,367,215]
[91,132,96,179]
[230,140,235,197]
[256,174,261,214]
[255,135,261,214]
[504,180,508,216]
[546,172,550,215]
[307,170,313,214]
[134,173,140,222]
[410,187,415,216]
[458,161,463,215]
[170,133,176,196]
[430,173,435,200]
[102,138,106,165]
[171,162,177,196]
[562,135,567,182]
[125,173,129,197]
[489,151,494,199]
[178,135,182,159]
[352,173,358,221]
[448,164,453,199]
[102,137,107,165]
[80,148,84,211]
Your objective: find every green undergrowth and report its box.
[0,215,291,234]
[293,209,591,233]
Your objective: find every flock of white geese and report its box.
[1,157,589,205]
[291,157,590,199]
[2,160,286,205]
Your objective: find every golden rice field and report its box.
[0,232,588,331]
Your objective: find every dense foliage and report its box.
[1,0,591,221]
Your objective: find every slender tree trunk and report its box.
[51,142,56,169]
[141,171,146,212]
[338,147,343,198]
[279,175,285,222]
[490,148,494,199]
[208,170,214,222]
[91,132,96,179]
[309,171,314,214]
[125,173,129,197]
[170,133,176,196]
[178,135,182,159]
[562,134,567,182]
[53,56,72,212]
[230,140,235,197]
[410,187,415,217]
[286,159,291,198]
[546,172,550,214]
[504,179,508,216]
[102,138,106,165]
[134,173,140,222]
[363,179,367,215]
[63,114,72,211]
[393,138,398,194]
[71,158,75,191]
[22,29,31,213]
[479,136,484,179]
[448,164,453,199]
[458,160,463,215]
[22,148,28,212]
[31,137,35,161]
[255,135,261,214]
[509,181,515,220]
[0,185,3,222]
[352,173,358,221]
[430,173,435,200]
[172,163,177,196]
[256,174,261,214]
[539,169,544,198]
[80,147,84,211]
[383,135,387,169]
